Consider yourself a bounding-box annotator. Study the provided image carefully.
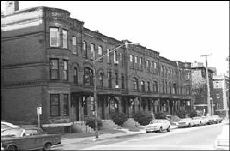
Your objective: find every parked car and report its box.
[200,116,209,125]
[191,117,202,126]
[212,115,223,124]
[1,126,61,150]
[178,118,194,128]
[1,121,19,131]
[205,116,215,125]
[145,119,171,133]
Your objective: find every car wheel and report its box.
[188,123,191,127]
[167,126,170,132]
[7,145,17,151]
[43,143,51,151]
[159,127,163,133]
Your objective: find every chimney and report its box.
[5,1,19,15]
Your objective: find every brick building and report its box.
[213,75,229,118]
[1,3,193,125]
[191,63,215,115]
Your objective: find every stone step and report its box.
[72,122,95,133]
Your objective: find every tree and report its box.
[191,70,206,95]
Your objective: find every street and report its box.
[53,122,226,150]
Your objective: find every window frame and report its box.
[63,94,69,116]
[50,58,59,80]
[63,60,68,80]
[50,94,60,117]
[72,36,77,55]
[62,29,68,49]
[50,27,59,47]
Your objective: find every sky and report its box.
[1,1,229,75]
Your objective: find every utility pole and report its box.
[201,54,212,116]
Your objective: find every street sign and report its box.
[37,107,42,115]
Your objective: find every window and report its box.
[63,60,68,80]
[147,81,151,91]
[108,71,112,88]
[107,49,111,63]
[84,67,93,85]
[62,30,68,49]
[141,81,145,92]
[99,72,103,87]
[73,67,78,84]
[216,93,220,98]
[98,46,103,61]
[146,60,150,69]
[72,36,77,55]
[120,52,123,65]
[139,57,142,68]
[63,94,69,116]
[50,59,59,80]
[83,41,87,58]
[133,78,139,90]
[173,83,177,94]
[50,94,60,116]
[130,55,133,62]
[114,50,118,63]
[121,74,125,89]
[154,62,157,69]
[50,28,59,47]
[90,43,95,60]
[153,81,158,92]
[115,72,118,86]
[134,56,138,63]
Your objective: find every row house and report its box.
[1,4,193,125]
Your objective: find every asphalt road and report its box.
[80,123,225,150]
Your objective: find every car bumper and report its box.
[178,123,189,127]
[146,127,159,132]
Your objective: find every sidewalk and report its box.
[52,125,178,148]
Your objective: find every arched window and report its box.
[133,77,139,90]
[153,81,158,92]
[173,83,177,94]
[141,81,145,92]
[73,67,78,84]
[84,67,93,85]
[99,72,103,87]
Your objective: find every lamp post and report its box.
[201,54,212,116]
[93,41,139,139]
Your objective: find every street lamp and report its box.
[93,41,139,139]
[200,54,212,116]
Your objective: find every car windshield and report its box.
[181,118,191,121]
[150,120,163,124]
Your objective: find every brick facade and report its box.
[1,6,193,125]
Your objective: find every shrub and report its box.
[188,109,198,118]
[155,112,167,119]
[175,109,188,118]
[84,116,103,130]
[109,113,128,126]
[132,112,152,126]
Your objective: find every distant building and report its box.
[191,65,215,115]
[213,75,229,118]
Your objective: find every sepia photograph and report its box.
[1,1,229,150]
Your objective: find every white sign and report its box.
[37,107,42,115]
